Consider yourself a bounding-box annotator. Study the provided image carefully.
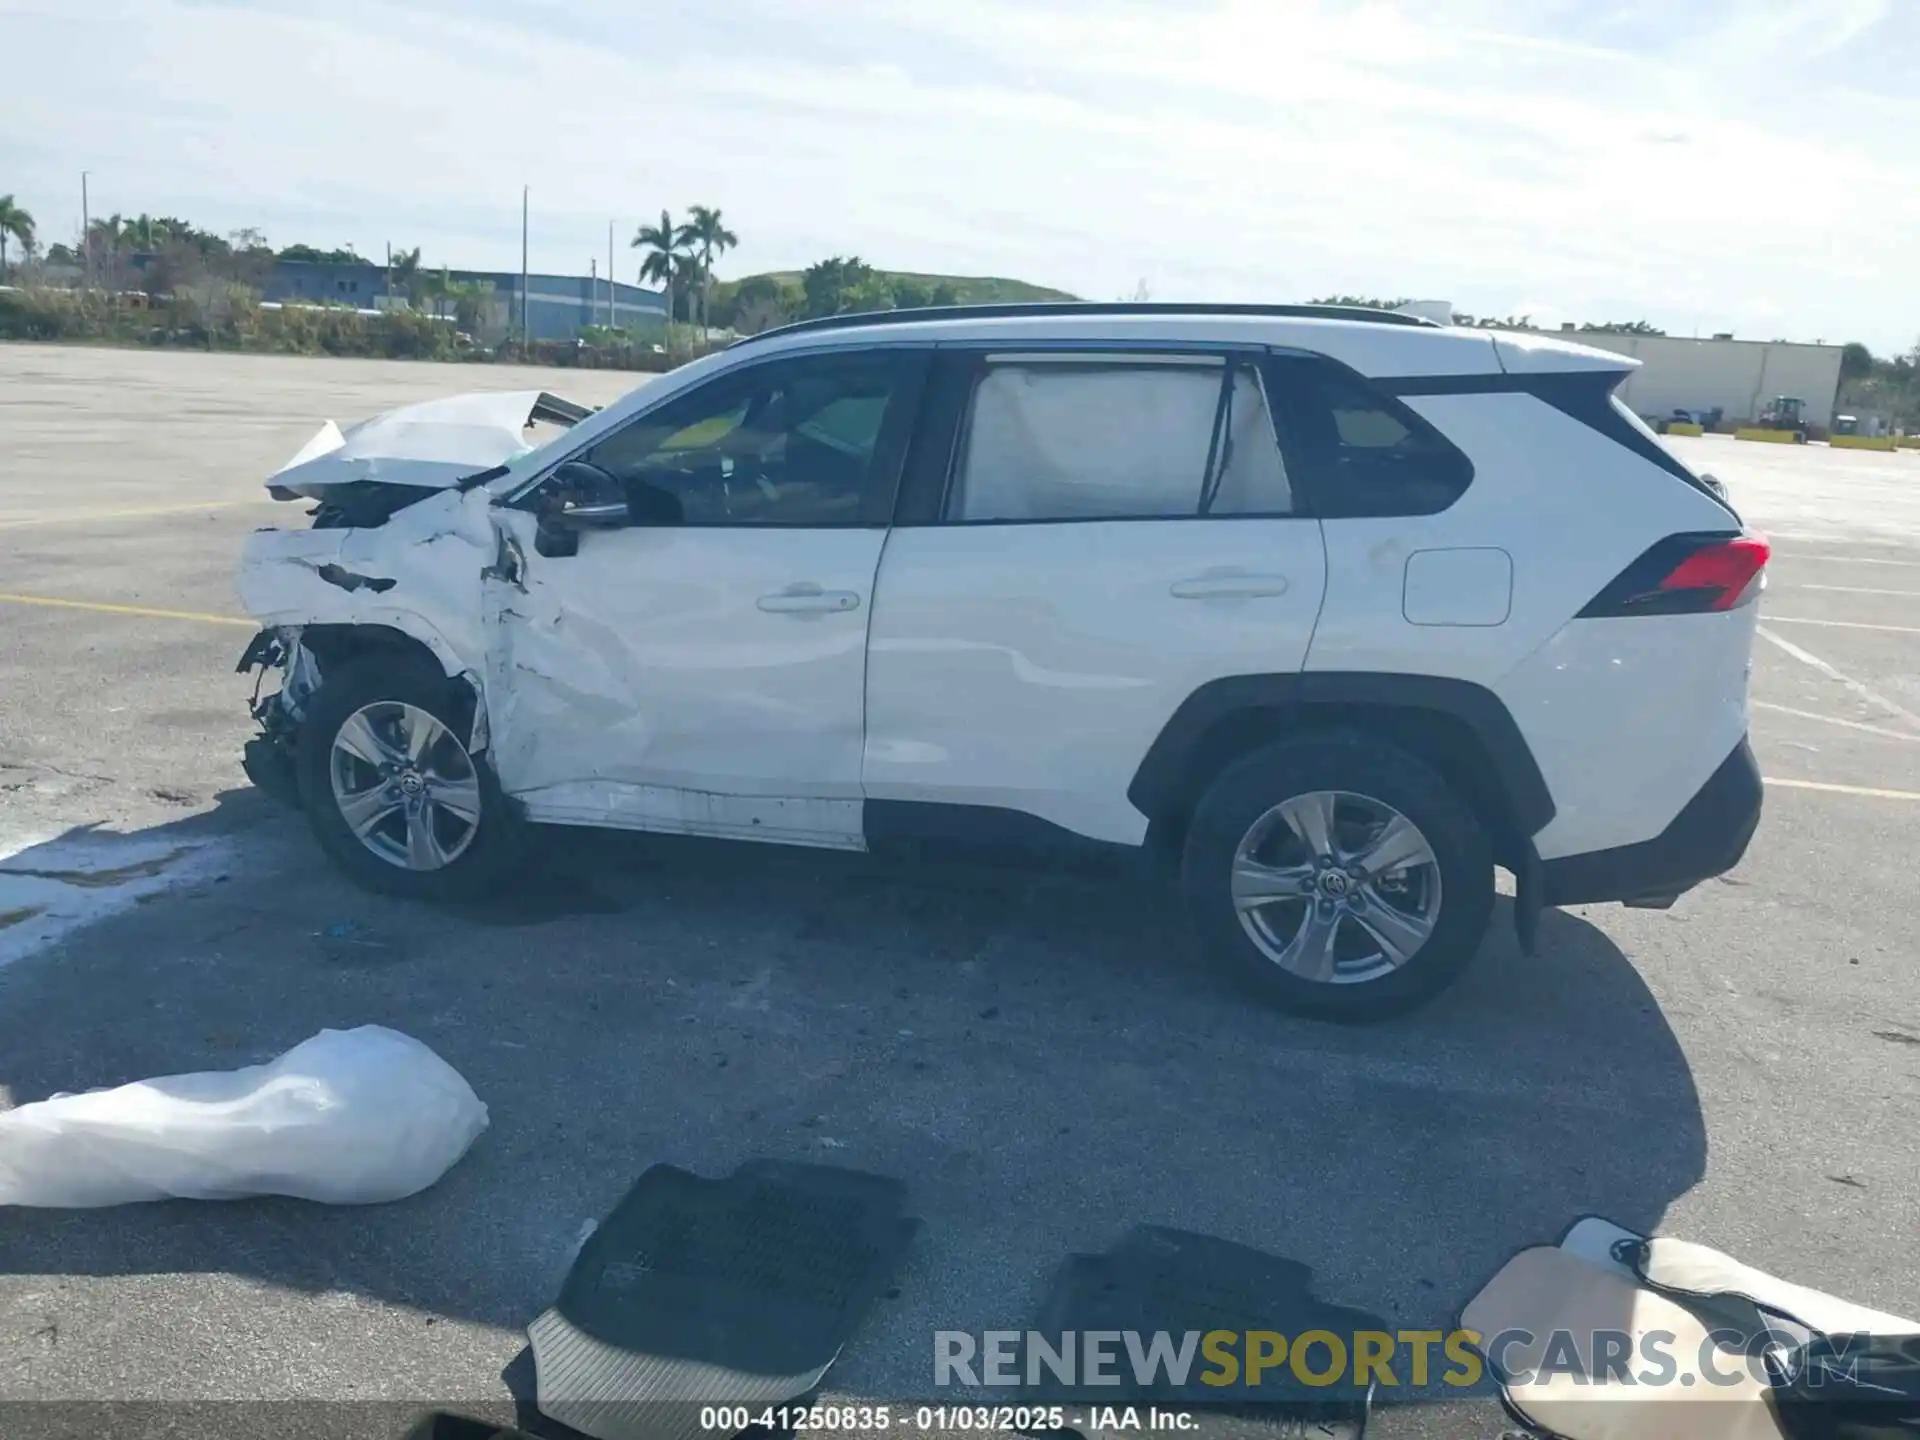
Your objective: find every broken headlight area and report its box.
[236,628,322,807]
[295,481,448,531]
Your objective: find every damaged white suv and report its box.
[237,303,1767,1019]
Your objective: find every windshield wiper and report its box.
[456,464,511,492]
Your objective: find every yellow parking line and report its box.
[1765,777,1920,802]
[0,499,252,530]
[0,592,254,627]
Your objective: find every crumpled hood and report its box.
[266,390,591,500]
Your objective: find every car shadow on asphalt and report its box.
[0,799,1706,1406]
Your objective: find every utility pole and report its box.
[385,241,392,305]
[608,220,615,328]
[80,171,90,289]
[520,185,530,344]
[590,256,597,329]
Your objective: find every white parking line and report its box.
[1793,584,1920,598]
[1772,555,1920,568]
[1763,615,1920,635]
[1756,626,1920,730]
[1765,777,1920,803]
[1752,700,1920,742]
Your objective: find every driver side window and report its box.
[573,349,924,527]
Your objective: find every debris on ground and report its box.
[0,1024,487,1207]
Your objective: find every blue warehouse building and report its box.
[264,260,668,340]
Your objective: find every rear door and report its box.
[863,346,1328,846]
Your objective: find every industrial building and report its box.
[1535,328,1845,428]
[264,260,667,341]
[1388,304,1846,427]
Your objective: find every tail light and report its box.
[1578,532,1771,617]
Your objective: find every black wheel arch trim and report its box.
[1127,671,1557,838]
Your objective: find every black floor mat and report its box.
[1028,1227,1388,1436]
[529,1159,918,1440]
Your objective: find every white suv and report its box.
[235,303,1767,1019]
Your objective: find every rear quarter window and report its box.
[1263,355,1474,518]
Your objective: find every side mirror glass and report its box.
[546,461,630,529]
[553,498,631,529]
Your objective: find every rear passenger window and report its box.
[1268,357,1472,517]
[946,357,1293,522]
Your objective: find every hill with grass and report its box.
[705,259,1080,332]
[744,269,1078,304]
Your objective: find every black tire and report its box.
[296,655,524,902]
[1180,733,1494,1021]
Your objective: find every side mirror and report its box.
[547,462,629,529]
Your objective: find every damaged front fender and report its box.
[235,486,502,679]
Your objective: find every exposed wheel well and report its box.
[292,624,478,742]
[1141,702,1528,872]
[297,623,443,675]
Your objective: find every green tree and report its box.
[890,279,932,310]
[419,266,451,319]
[0,194,34,279]
[1580,319,1665,335]
[928,281,960,307]
[443,277,493,334]
[1840,342,1875,383]
[631,210,688,329]
[277,243,367,264]
[724,273,797,334]
[1312,295,1412,311]
[389,246,423,305]
[680,204,738,331]
[843,271,896,315]
[670,252,706,324]
[800,256,877,318]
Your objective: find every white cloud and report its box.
[2,0,1915,349]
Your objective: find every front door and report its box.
[485,346,927,847]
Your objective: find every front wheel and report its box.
[297,657,523,901]
[1181,735,1494,1021]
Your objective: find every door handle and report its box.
[1169,573,1290,600]
[756,587,862,614]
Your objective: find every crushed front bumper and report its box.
[236,628,315,808]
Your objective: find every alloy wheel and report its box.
[1229,789,1443,984]
[328,701,482,871]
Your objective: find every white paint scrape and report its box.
[0,830,235,974]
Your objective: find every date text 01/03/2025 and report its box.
[697,1405,1202,1431]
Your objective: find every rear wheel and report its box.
[1181,735,1494,1021]
[297,657,523,901]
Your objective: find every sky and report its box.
[4,0,1917,353]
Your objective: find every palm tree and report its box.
[680,204,738,332]
[1,195,37,279]
[671,252,706,327]
[631,209,687,331]
[389,246,422,306]
[419,266,451,319]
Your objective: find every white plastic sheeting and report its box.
[950,362,1291,521]
[0,1025,488,1207]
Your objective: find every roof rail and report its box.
[736,301,1442,346]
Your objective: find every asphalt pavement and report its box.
[0,345,1915,1438]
